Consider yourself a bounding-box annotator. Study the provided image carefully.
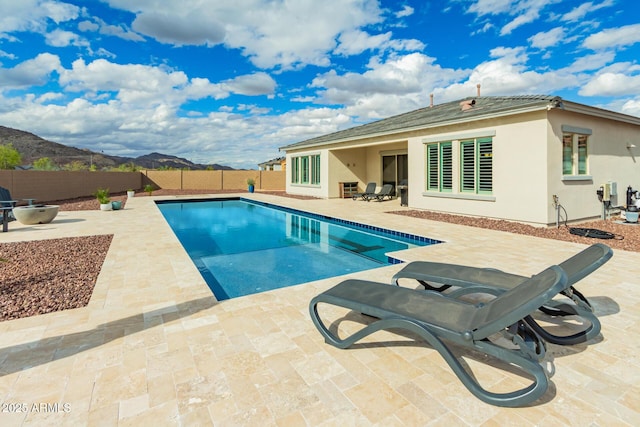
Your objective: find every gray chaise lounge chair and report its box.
[352,182,377,201]
[364,183,394,201]
[392,243,613,345]
[310,266,567,407]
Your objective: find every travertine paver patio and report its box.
[0,193,638,426]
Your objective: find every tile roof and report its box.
[281,95,561,150]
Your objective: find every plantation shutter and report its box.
[440,142,452,192]
[311,155,320,184]
[300,156,309,183]
[577,135,588,175]
[426,144,439,190]
[460,140,475,192]
[291,157,299,183]
[477,137,492,193]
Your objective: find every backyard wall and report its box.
[0,170,141,202]
[0,170,285,202]
[142,170,284,191]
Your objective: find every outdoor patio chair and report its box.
[364,183,394,201]
[392,243,613,345]
[0,187,39,231]
[0,186,17,226]
[310,265,568,407]
[351,182,377,201]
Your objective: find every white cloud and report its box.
[222,72,277,96]
[105,0,386,70]
[311,52,468,118]
[583,23,640,50]
[45,29,87,48]
[0,53,62,88]
[132,10,224,45]
[500,7,541,35]
[620,98,640,117]
[466,0,561,36]
[528,27,565,49]
[472,21,494,35]
[568,52,615,72]
[59,58,188,96]
[395,5,415,18]
[0,49,17,59]
[561,0,615,22]
[335,30,393,56]
[467,0,513,15]
[77,16,144,42]
[580,72,640,97]
[437,46,578,99]
[98,22,145,42]
[77,20,99,32]
[0,0,79,36]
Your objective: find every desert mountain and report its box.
[0,125,235,170]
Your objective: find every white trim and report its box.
[422,192,496,202]
[291,183,321,188]
[562,175,593,182]
[422,130,496,144]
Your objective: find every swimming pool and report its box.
[157,198,440,300]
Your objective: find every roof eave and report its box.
[559,101,640,126]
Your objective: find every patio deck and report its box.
[0,193,638,426]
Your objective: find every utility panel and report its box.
[602,182,611,201]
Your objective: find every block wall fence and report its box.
[0,170,285,201]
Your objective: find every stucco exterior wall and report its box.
[406,112,551,224]
[547,109,640,223]
[285,148,327,198]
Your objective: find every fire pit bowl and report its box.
[13,205,59,225]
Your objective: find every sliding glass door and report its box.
[382,154,408,194]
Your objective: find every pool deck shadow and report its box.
[0,192,639,426]
[0,297,217,378]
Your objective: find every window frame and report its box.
[426,141,452,192]
[290,153,321,186]
[460,137,492,195]
[562,132,590,177]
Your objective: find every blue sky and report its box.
[0,0,639,169]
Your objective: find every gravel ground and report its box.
[390,210,639,253]
[1,190,637,321]
[0,235,112,321]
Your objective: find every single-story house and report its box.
[258,156,286,171]
[280,95,640,226]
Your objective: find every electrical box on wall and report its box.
[609,181,617,196]
[602,182,611,201]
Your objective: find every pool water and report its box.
[157,198,439,300]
